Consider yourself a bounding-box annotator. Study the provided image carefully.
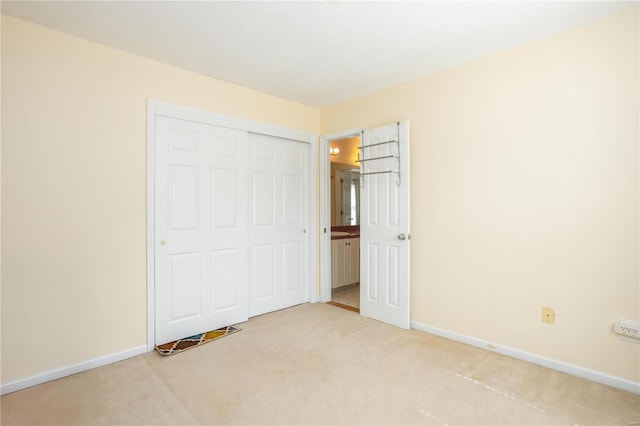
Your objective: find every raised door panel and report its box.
[364,243,380,302]
[211,249,239,312]
[168,166,200,231]
[252,172,275,227]
[283,174,302,225]
[168,252,201,321]
[251,243,275,299]
[283,241,302,292]
[211,169,238,230]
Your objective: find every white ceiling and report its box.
[1,1,633,107]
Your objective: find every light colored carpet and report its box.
[2,303,638,425]
[331,283,360,308]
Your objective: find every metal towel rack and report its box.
[358,125,401,186]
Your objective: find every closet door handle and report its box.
[397,233,406,241]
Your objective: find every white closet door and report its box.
[360,122,411,329]
[248,133,309,317]
[155,116,249,345]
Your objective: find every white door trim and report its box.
[147,98,318,351]
[319,127,365,303]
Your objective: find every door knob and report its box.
[397,233,406,241]
[160,240,167,245]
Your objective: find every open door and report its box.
[359,121,410,329]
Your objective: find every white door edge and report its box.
[319,127,365,303]
[146,98,318,351]
[307,136,319,304]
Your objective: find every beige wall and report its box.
[1,14,319,384]
[322,7,639,382]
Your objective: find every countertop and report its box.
[331,226,360,240]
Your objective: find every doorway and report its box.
[320,129,363,306]
[320,122,411,329]
[327,135,361,312]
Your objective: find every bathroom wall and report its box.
[330,136,360,167]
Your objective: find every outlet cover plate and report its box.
[542,307,555,324]
[614,319,640,340]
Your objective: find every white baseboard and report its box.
[410,321,640,395]
[1,345,148,395]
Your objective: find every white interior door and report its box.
[155,116,249,345]
[359,121,411,329]
[249,133,309,316]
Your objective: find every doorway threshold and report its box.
[327,300,360,313]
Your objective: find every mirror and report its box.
[331,163,360,226]
[330,136,361,226]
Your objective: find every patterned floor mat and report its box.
[155,326,241,356]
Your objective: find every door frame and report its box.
[146,99,318,351]
[319,127,365,303]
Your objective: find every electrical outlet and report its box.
[614,319,640,339]
[542,307,555,324]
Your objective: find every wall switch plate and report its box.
[542,307,555,324]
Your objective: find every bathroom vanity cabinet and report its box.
[331,237,360,289]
